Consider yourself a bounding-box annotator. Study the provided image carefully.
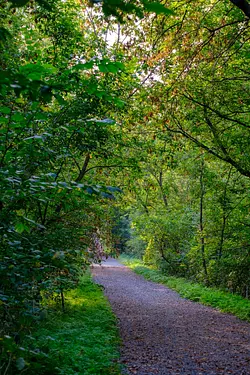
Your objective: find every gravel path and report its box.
[92,259,250,375]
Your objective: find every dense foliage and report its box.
[0,0,134,372]
[118,0,250,297]
[1,0,250,373]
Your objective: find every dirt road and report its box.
[92,259,250,375]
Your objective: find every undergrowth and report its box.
[119,255,250,322]
[2,271,121,375]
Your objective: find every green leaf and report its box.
[115,61,125,71]
[0,106,11,114]
[16,357,26,370]
[27,72,43,80]
[98,63,109,73]
[55,94,66,105]
[10,0,29,7]
[24,135,44,141]
[112,97,126,108]
[23,217,46,229]
[11,113,25,122]
[0,117,9,124]
[87,118,115,124]
[108,63,121,73]
[143,2,174,15]
[0,27,12,44]
[34,112,48,120]
[15,222,29,234]
[73,61,94,70]
[107,186,123,193]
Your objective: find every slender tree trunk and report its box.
[199,158,208,281]
[158,170,168,207]
[218,215,226,259]
[60,288,65,312]
[217,167,232,259]
[76,152,91,182]
[151,141,168,208]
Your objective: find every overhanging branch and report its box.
[165,119,250,178]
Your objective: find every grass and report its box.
[23,271,121,375]
[119,255,250,322]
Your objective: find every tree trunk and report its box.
[76,152,91,182]
[199,158,208,282]
[217,168,232,259]
[61,288,65,312]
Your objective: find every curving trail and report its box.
[92,259,250,375]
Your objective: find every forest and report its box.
[0,0,250,374]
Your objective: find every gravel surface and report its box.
[92,260,250,375]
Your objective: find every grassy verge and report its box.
[119,255,250,322]
[21,271,121,375]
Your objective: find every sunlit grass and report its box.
[25,271,121,375]
[119,255,250,322]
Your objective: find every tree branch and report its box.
[165,119,250,178]
[75,152,91,182]
[204,19,246,33]
[182,92,250,128]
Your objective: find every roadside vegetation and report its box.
[1,271,120,375]
[120,255,250,323]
